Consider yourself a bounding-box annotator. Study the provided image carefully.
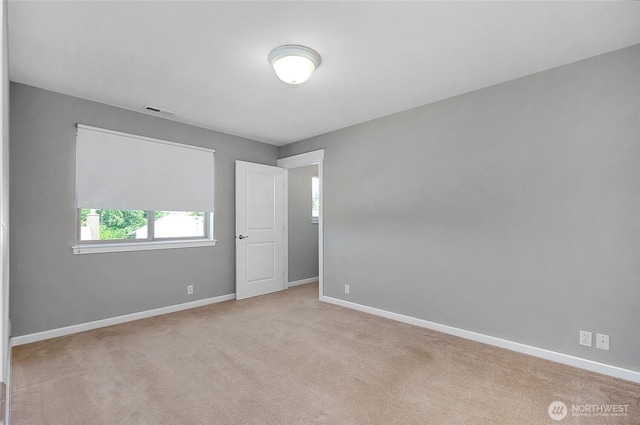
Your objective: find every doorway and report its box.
[286,164,319,285]
[277,150,324,300]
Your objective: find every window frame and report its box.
[73,210,215,255]
[73,124,216,255]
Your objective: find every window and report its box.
[80,209,147,241]
[152,211,206,239]
[311,175,319,223]
[73,125,215,254]
[79,210,208,241]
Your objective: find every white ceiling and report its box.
[8,1,640,146]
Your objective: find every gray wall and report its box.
[280,45,640,372]
[288,165,319,283]
[10,83,279,336]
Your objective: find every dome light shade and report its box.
[269,45,321,85]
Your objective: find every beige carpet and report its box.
[11,282,640,424]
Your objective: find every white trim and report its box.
[288,277,319,287]
[10,293,235,346]
[277,149,325,301]
[317,160,323,301]
[282,170,289,290]
[277,150,324,169]
[322,296,640,384]
[72,238,217,255]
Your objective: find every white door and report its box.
[235,161,284,300]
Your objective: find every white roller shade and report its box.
[76,125,214,212]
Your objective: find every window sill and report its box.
[311,216,319,224]
[72,239,217,255]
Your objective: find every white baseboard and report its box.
[322,296,640,384]
[288,277,319,287]
[10,293,236,347]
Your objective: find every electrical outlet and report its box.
[344,284,350,294]
[187,285,194,295]
[579,330,592,347]
[596,333,610,351]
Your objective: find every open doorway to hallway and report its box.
[286,164,319,289]
[277,149,324,300]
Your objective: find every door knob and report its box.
[238,235,249,239]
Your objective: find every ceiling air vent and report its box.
[143,105,176,117]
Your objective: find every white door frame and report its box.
[0,1,9,421]
[277,150,325,300]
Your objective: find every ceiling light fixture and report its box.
[268,45,321,85]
